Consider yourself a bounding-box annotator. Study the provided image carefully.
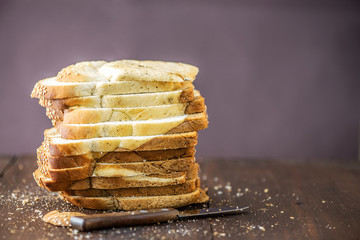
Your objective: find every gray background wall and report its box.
[0,0,359,160]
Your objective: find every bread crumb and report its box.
[258,226,266,231]
[18,164,24,170]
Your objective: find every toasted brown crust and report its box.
[63,178,200,197]
[34,169,91,191]
[98,147,196,163]
[93,159,195,176]
[134,132,198,152]
[59,188,203,210]
[166,112,209,135]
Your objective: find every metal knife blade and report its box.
[178,206,249,219]
[70,206,249,231]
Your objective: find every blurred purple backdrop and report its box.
[0,0,359,160]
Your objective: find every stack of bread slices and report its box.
[31,60,209,210]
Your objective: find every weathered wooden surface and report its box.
[1,155,359,239]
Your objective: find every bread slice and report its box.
[31,77,194,100]
[56,60,198,83]
[63,178,200,197]
[34,169,184,191]
[37,143,196,182]
[44,128,198,156]
[39,145,195,169]
[59,188,207,210]
[33,163,199,191]
[58,111,208,139]
[40,146,195,169]
[38,156,195,182]
[91,163,199,189]
[50,93,205,125]
[41,87,195,120]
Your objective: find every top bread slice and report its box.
[31,77,194,100]
[56,60,198,83]
[31,60,198,100]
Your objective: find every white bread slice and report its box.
[59,111,208,139]
[59,188,207,210]
[40,87,194,111]
[31,77,193,99]
[56,60,198,83]
[61,99,205,124]
[44,128,198,156]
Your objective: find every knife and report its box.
[70,206,249,231]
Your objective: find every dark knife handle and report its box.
[70,208,180,231]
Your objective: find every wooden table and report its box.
[1,155,359,239]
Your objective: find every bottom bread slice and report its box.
[63,178,200,197]
[59,188,209,210]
